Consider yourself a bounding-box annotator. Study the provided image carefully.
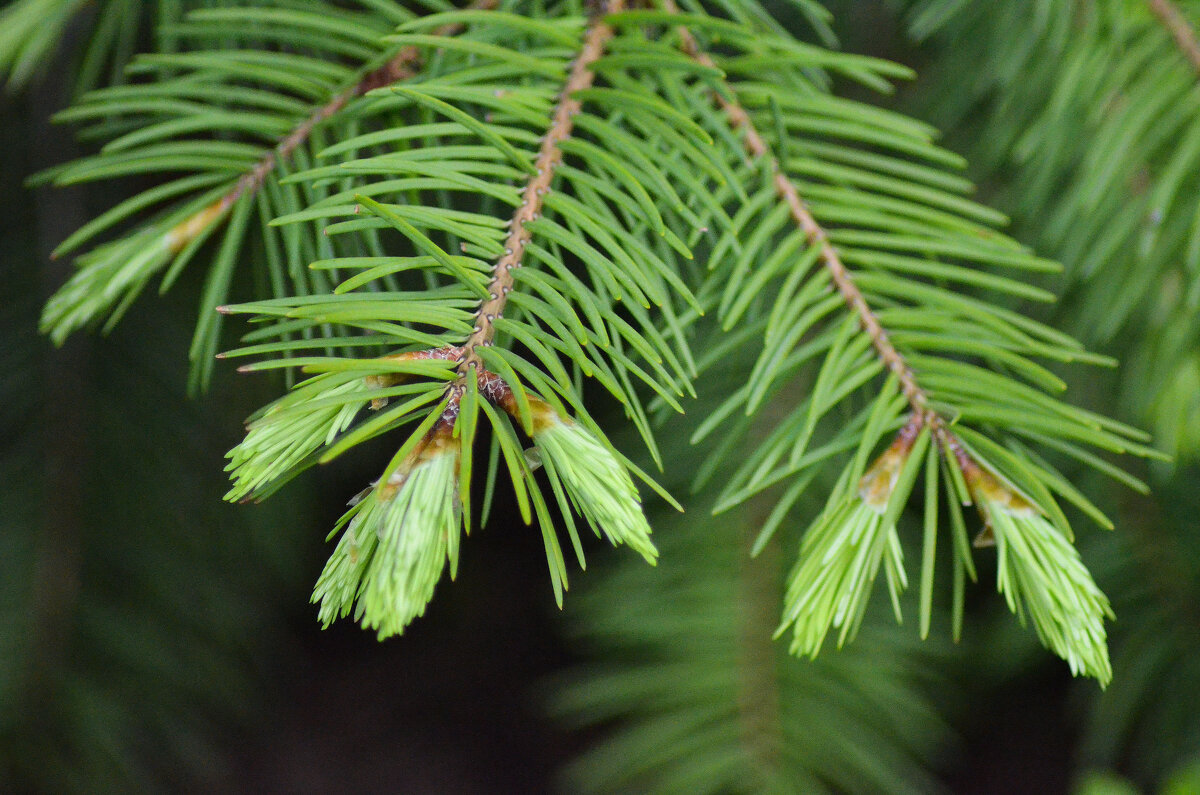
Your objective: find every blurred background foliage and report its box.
[2,0,1199,792]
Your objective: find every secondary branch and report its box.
[453,0,624,376]
[164,0,498,252]
[665,3,954,447]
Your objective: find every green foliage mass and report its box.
[5,0,1198,790]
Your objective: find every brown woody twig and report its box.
[446,0,625,412]
[664,1,957,452]
[164,0,499,252]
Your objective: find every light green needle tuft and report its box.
[313,434,461,639]
[989,504,1114,687]
[533,413,658,565]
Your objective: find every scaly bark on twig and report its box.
[448,0,625,403]
[161,0,499,253]
[664,1,957,451]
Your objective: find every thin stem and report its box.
[451,0,624,379]
[735,521,783,785]
[665,3,955,448]
[163,0,498,252]
[1147,0,1200,75]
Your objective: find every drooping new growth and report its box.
[314,422,463,637]
[307,0,669,636]
[653,0,1154,684]
[217,0,703,637]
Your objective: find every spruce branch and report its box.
[664,0,951,448]
[657,1,1152,682]
[1147,0,1200,74]
[162,0,499,268]
[220,0,712,633]
[428,0,665,568]
[37,0,1152,681]
[449,0,624,398]
[905,0,1200,458]
[21,0,1200,785]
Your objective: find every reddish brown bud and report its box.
[858,414,923,511]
